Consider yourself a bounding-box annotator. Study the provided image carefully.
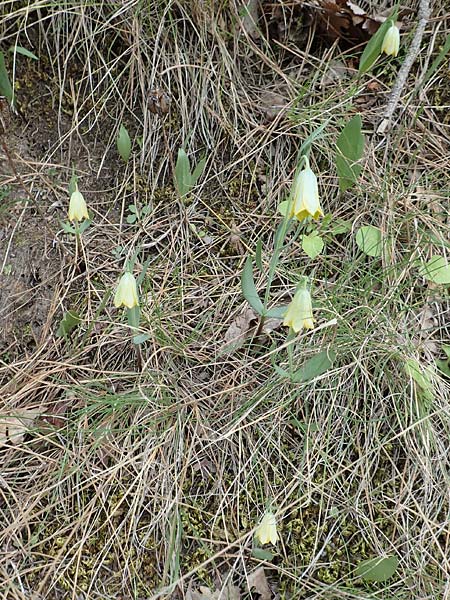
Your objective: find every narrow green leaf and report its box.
[270,343,290,377]
[418,256,450,284]
[277,200,289,217]
[127,247,142,273]
[436,358,450,378]
[272,364,290,378]
[241,257,264,315]
[298,119,330,157]
[302,232,324,259]
[423,33,450,85]
[359,10,398,74]
[136,257,152,287]
[265,305,288,319]
[355,225,382,257]
[68,175,78,196]
[404,358,434,401]
[57,310,81,338]
[274,221,286,248]
[255,238,263,272]
[191,156,206,187]
[336,115,365,191]
[0,52,14,106]
[292,349,336,383]
[78,219,91,234]
[174,148,191,197]
[355,556,399,582]
[117,124,132,163]
[61,221,76,234]
[10,46,39,60]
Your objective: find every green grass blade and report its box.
[9,46,39,60]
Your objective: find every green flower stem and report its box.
[255,209,293,338]
[263,155,309,310]
[72,221,81,264]
[286,329,296,378]
[75,222,81,247]
[263,220,290,309]
[262,159,306,310]
[255,154,309,339]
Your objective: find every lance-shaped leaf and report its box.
[117,124,132,163]
[191,156,206,187]
[359,9,398,74]
[336,115,365,192]
[292,349,336,383]
[174,148,191,197]
[9,46,39,60]
[241,256,264,315]
[0,52,13,106]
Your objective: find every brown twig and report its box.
[377,0,431,133]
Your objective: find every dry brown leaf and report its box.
[417,304,439,355]
[247,567,271,600]
[0,408,45,447]
[314,0,370,43]
[259,90,288,121]
[262,317,283,334]
[222,308,258,353]
[229,222,245,253]
[187,583,240,600]
[238,0,261,39]
[346,0,366,16]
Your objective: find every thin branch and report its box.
[377,0,431,133]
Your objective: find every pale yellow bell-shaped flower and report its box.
[283,287,314,332]
[290,162,324,222]
[68,188,89,222]
[114,272,139,308]
[255,511,278,545]
[381,24,400,57]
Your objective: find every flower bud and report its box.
[68,188,89,222]
[114,272,139,309]
[283,287,314,332]
[255,511,278,545]
[381,24,400,57]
